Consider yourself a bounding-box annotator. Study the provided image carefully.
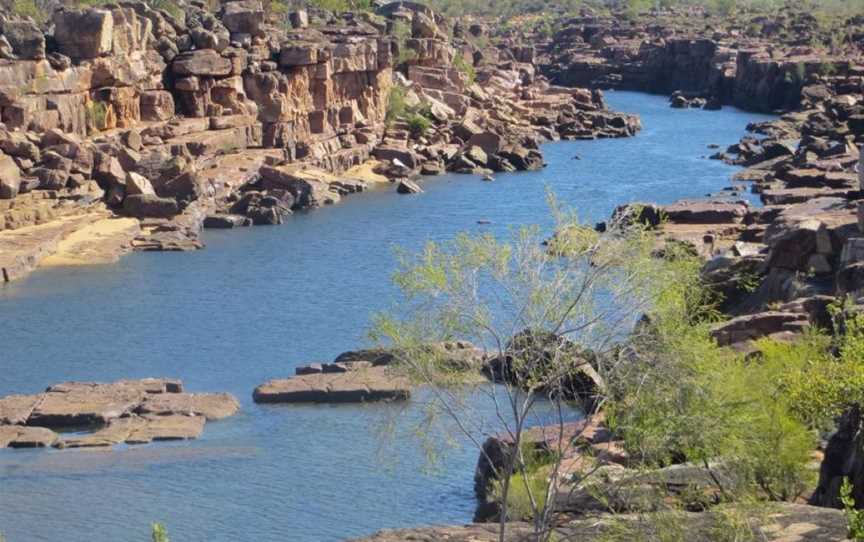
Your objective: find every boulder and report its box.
[221,0,264,36]
[662,201,748,224]
[122,194,180,218]
[230,189,294,225]
[53,9,115,60]
[203,214,252,228]
[467,132,503,155]
[0,152,22,199]
[140,91,175,122]
[0,20,46,60]
[710,311,810,347]
[173,49,232,77]
[258,166,338,209]
[253,367,411,403]
[397,179,423,194]
[289,10,309,29]
[125,171,156,196]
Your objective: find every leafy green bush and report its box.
[406,113,432,137]
[494,469,550,520]
[12,0,47,24]
[385,85,407,125]
[453,54,477,85]
[842,477,864,541]
[606,248,819,503]
[86,101,109,132]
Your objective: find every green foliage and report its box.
[386,86,435,134]
[390,21,418,65]
[385,85,407,125]
[777,314,864,429]
[148,0,184,20]
[841,477,864,541]
[11,0,47,24]
[86,101,109,133]
[494,468,550,520]
[151,523,169,542]
[406,113,432,138]
[597,507,688,542]
[452,54,477,85]
[605,249,819,503]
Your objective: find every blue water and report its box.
[0,93,774,542]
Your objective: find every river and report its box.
[0,92,774,542]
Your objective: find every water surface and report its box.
[0,92,774,542]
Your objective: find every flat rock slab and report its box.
[136,393,240,420]
[253,367,411,404]
[0,378,237,451]
[0,425,58,448]
[57,415,206,448]
[29,385,147,428]
[0,394,42,425]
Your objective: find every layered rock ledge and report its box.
[0,378,239,449]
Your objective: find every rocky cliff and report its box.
[0,0,639,282]
[536,7,862,112]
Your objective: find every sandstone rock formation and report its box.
[0,378,239,449]
[254,366,410,403]
[0,0,639,283]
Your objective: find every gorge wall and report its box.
[0,0,639,281]
[537,9,861,113]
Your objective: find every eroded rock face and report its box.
[0,378,239,450]
[0,0,643,283]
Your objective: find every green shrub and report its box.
[86,101,109,132]
[385,86,407,125]
[453,54,477,85]
[606,249,820,503]
[406,113,432,137]
[841,477,864,541]
[12,0,47,24]
[493,468,550,521]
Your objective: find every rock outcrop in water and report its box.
[0,378,239,449]
[0,0,639,283]
[254,341,485,404]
